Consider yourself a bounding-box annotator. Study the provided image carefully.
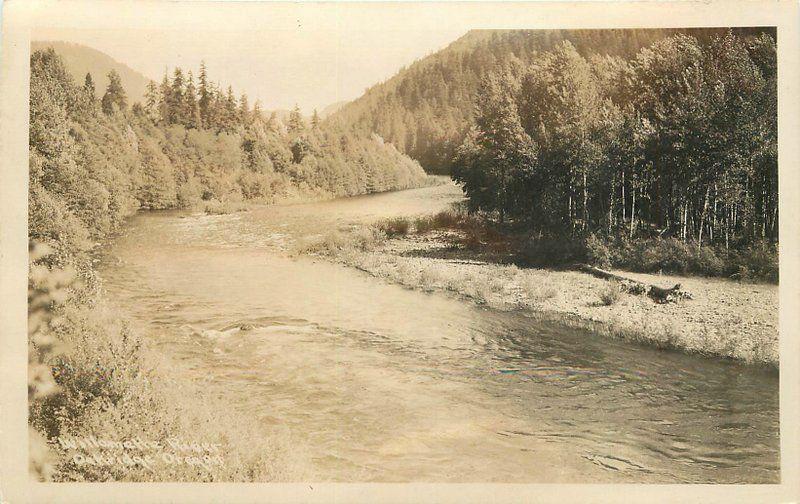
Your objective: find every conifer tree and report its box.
[198,61,211,129]
[84,72,95,98]
[288,104,304,134]
[184,71,201,129]
[101,69,127,115]
[239,93,250,126]
[169,68,186,124]
[224,86,237,131]
[158,70,171,124]
[144,81,159,122]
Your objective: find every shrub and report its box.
[585,234,614,269]
[598,281,622,306]
[414,210,465,234]
[378,217,411,237]
[520,234,588,267]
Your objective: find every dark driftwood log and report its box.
[575,264,692,303]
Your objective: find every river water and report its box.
[99,183,779,483]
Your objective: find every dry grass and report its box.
[295,221,778,367]
[378,217,411,237]
[598,281,623,306]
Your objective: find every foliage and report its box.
[28,47,427,481]
[598,281,623,306]
[29,48,429,266]
[378,217,411,237]
[332,28,774,175]
[450,31,777,268]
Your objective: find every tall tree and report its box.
[183,71,201,129]
[83,72,95,98]
[100,69,127,115]
[311,109,321,129]
[169,67,186,124]
[239,93,251,126]
[197,61,211,129]
[288,104,304,134]
[144,80,159,121]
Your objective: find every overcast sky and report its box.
[29,2,473,114]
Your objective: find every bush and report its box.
[732,242,778,282]
[378,217,411,237]
[580,234,777,283]
[520,234,588,267]
[414,210,465,234]
[598,281,623,306]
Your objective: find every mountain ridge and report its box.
[329,28,776,174]
[30,40,154,104]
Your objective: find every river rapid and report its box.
[98,183,779,483]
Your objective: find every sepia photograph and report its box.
[2,0,800,502]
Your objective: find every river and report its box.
[98,183,779,483]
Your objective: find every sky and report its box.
[28,2,473,114]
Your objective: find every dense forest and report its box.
[332,28,775,176]
[452,31,777,251]
[29,48,428,271]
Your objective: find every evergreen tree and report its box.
[169,68,186,124]
[288,104,304,134]
[224,86,237,131]
[83,72,95,98]
[198,61,211,129]
[158,70,171,124]
[239,93,250,126]
[183,71,201,129]
[100,69,127,115]
[144,80,159,121]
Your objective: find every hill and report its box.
[30,40,153,104]
[330,28,775,174]
[320,100,348,118]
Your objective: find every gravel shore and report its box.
[303,229,778,367]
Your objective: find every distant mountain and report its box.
[31,41,153,104]
[320,100,348,118]
[330,28,775,174]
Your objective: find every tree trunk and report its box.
[698,185,710,244]
[621,169,626,223]
[583,170,589,231]
[576,264,692,303]
[630,186,636,239]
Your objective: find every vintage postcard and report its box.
[1,0,799,502]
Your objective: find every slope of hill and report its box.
[330,28,775,174]
[30,40,153,104]
[320,100,348,118]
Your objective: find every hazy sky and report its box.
[29,3,475,114]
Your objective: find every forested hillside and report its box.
[446,30,777,281]
[29,48,428,271]
[31,41,153,104]
[331,28,775,175]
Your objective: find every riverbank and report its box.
[28,245,308,481]
[295,222,778,367]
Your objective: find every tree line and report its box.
[29,48,428,272]
[333,28,775,176]
[452,31,777,250]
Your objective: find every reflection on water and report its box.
[99,183,779,483]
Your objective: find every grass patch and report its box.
[598,281,623,306]
[293,227,386,257]
[377,217,411,237]
[198,198,249,215]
